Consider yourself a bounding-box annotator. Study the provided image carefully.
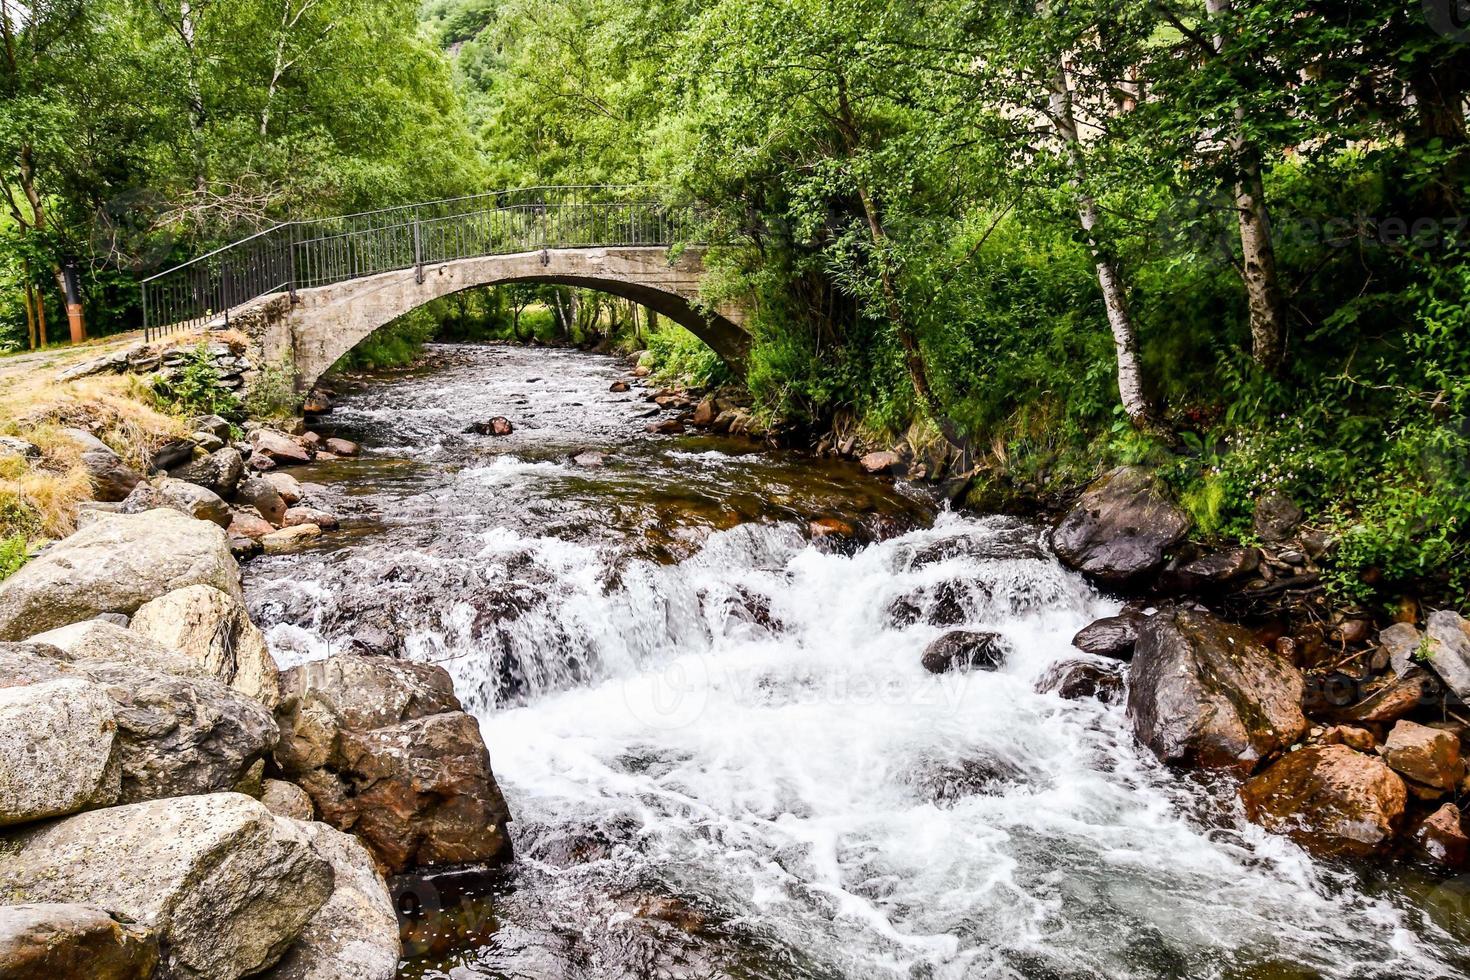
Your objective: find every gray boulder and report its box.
[80,449,141,503]
[1071,612,1143,659]
[265,821,399,980]
[1051,466,1190,586]
[1253,493,1303,543]
[920,630,1006,674]
[0,902,158,979]
[0,509,241,641]
[237,475,289,525]
[171,447,245,499]
[0,678,120,826]
[121,478,231,528]
[1425,610,1470,702]
[0,794,333,979]
[0,436,41,461]
[130,585,280,708]
[261,779,314,821]
[27,620,214,681]
[1127,606,1307,773]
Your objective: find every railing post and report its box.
[413,209,423,285]
[288,224,299,304]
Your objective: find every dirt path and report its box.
[0,331,146,387]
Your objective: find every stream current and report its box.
[243,343,1470,980]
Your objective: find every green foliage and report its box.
[148,344,243,420]
[643,326,732,388]
[243,357,302,421]
[0,533,28,583]
[338,308,440,371]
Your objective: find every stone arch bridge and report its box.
[142,187,747,395]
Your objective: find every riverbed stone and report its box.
[1411,803,1470,869]
[237,475,289,525]
[858,450,904,476]
[1424,610,1470,702]
[171,446,245,499]
[120,477,231,528]
[1127,606,1306,772]
[323,437,360,457]
[920,630,1006,674]
[261,779,314,821]
[1239,744,1406,857]
[265,821,400,980]
[1051,466,1190,586]
[263,523,322,553]
[229,509,277,541]
[1035,659,1125,704]
[0,678,119,826]
[0,903,159,980]
[263,471,305,504]
[1379,719,1464,792]
[0,793,333,980]
[1379,622,1424,677]
[0,509,241,641]
[284,507,339,531]
[1156,546,1261,593]
[130,584,280,708]
[252,429,312,466]
[1253,492,1303,543]
[1070,613,1142,660]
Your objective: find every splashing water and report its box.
[245,345,1470,980]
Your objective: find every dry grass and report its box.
[1,366,190,542]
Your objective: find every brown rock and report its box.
[1315,667,1439,724]
[262,524,321,554]
[465,418,514,436]
[645,419,684,435]
[692,397,717,427]
[1380,719,1464,791]
[251,429,311,466]
[1411,803,1469,869]
[1240,745,1407,857]
[859,451,905,476]
[323,437,360,457]
[0,903,158,980]
[609,381,630,393]
[1320,725,1376,752]
[1127,606,1306,773]
[261,471,305,505]
[631,366,651,378]
[236,475,288,526]
[228,510,275,541]
[283,507,340,531]
[80,449,142,503]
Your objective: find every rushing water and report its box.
[245,343,1470,980]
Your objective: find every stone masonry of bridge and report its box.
[241,245,748,394]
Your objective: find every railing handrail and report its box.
[140,184,705,340]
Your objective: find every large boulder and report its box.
[251,429,312,466]
[1051,466,1190,586]
[0,903,158,980]
[236,475,289,526]
[27,620,214,681]
[1127,606,1307,772]
[0,643,277,806]
[171,447,245,500]
[0,510,240,641]
[1239,745,1407,857]
[129,585,280,708]
[0,794,333,979]
[1070,613,1142,660]
[0,678,119,826]
[274,656,510,874]
[265,821,399,980]
[120,478,231,528]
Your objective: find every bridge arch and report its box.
[254,246,747,395]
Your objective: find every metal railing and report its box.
[140,185,701,340]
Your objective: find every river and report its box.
[243,343,1470,980]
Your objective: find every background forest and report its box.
[4,0,1469,608]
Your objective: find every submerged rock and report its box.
[0,794,332,980]
[1051,466,1190,586]
[1127,606,1306,773]
[464,418,514,436]
[1239,745,1406,857]
[921,630,1006,674]
[0,903,158,980]
[1036,659,1126,705]
[0,509,241,641]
